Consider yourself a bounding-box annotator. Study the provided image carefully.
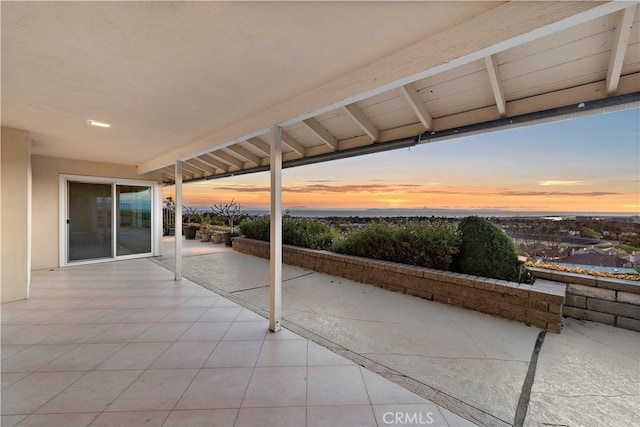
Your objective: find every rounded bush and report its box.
[454,216,528,282]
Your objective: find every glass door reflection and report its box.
[116,185,152,256]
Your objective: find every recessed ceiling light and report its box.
[86,119,111,128]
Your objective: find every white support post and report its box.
[269,126,283,332]
[174,161,183,281]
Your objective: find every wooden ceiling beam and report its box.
[302,118,339,150]
[484,54,507,117]
[186,159,216,176]
[200,154,230,172]
[281,132,306,156]
[399,83,435,129]
[246,138,271,156]
[606,5,636,95]
[226,145,262,166]
[343,103,379,141]
[210,150,245,169]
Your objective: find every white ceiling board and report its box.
[2,1,499,165]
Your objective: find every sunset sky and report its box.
[165,108,640,214]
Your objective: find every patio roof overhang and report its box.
[133,1,640,185]
[2,2,639,180]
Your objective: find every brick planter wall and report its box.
[233,238,565,332]
[530,268,640,332]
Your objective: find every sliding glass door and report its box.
[68,182,113,262]
[63,176,157,265]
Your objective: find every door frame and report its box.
[59,174,161,267]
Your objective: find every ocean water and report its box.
[241,208,635,218]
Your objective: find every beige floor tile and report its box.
[150,341,218,369]
[307,405,377,427]
[199,307,242,322]
[264,328,305,340]
[84,309,135,324]
[106,369,198,412]
[1,324,70,345]
[241,366,307,408]
[307,341,354,366]
[15,412,98,426]
[38,324,112,344]
[371,404,449,427]
[39,343,123,372]
[235,309,267,322]
[213,299,241,308]
[123,309,173,323]
[159,308,207,323]
[179,321,232,342]
[180,296,221,308]
[175,367,253,410]
[439,407,477,426]
[89,410,170,426]
[96,342,172,370]
[360,368,428,405]
[2,345,77,373]
[1,344,30,360]
[36,370,142,413]
[203,340,263,368]
[307,365,369,406]
[256,339,307,367]
[163,409,238,426]
[86,323,153,344]
[1,371,85,414]
[1,415,26,427]
[132,322,192,342]
[1,310,69,325]
[222,321,268,341]
[1,373,28,390]
[40,309,105,325]
[235,406,306,427]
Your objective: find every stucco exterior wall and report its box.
[1,127,32,302]
[31,155,162,270]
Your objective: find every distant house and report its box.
[557,252,627,268]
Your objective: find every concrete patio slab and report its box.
[525,317,640,427]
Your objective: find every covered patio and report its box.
[2,1,640,426]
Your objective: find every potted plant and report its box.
[211,232,223,244]
[200,225,212,242]
[182,206,200,240]
[212,198,244,246]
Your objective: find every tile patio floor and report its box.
[1,258,472,427]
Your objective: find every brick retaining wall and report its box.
[233,238,565,332]
[530,268,640,332]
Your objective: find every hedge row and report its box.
[239,216,534,283]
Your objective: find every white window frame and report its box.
[59,174,161,267]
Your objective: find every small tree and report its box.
[182,205,199,226]
[212,199,243,234]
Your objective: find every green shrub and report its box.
[240,217,338,251]
[332,221,459,270]
[239,218,270,241]
[332,222,398,261]
[454,216,533,283]
[283,218,339,250]
[209,218,225,226]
